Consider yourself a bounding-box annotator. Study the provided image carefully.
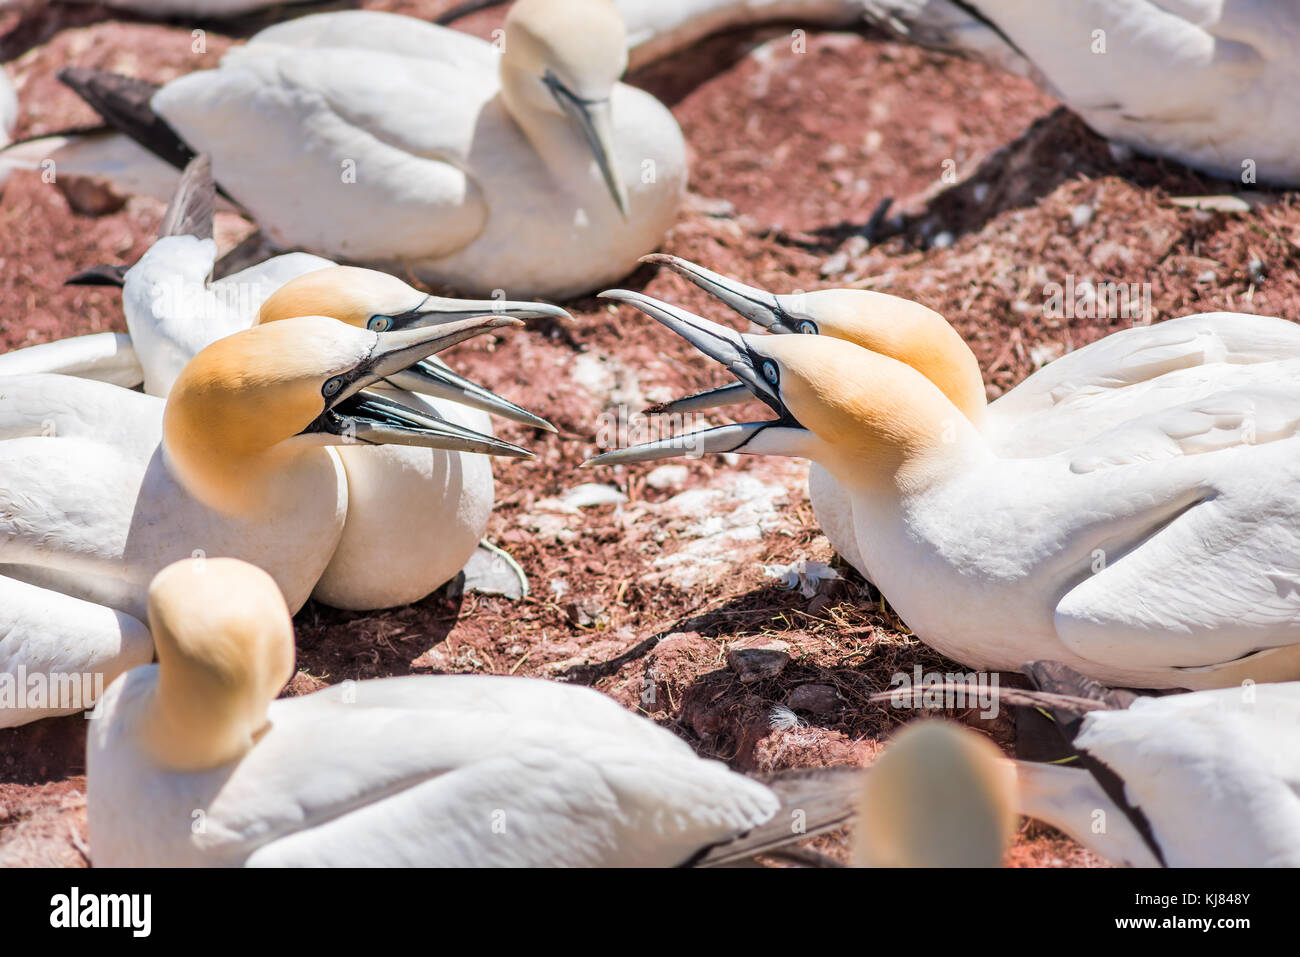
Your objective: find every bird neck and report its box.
[138,670,267,772]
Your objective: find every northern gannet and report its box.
[0,312,535,727]
[0,156,567,610]
[990,662,1300,867]
[449,0,1300,185]
[86,556,781,866]
[589,290,1300,689]
[87,556,1020,866]
[638,255,1300,578]
[4,0,687,299]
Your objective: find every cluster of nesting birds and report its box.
[0,0,1298,867]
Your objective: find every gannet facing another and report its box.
[0,313,535,726]
[640,254,1300,581]
[590,291,1300,689]
[11,1,687,299]
[0,155,567,610]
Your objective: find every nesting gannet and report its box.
[994,662,1300,867]
[451,0,1300,185]
[589,290,1300,690]
[85,556,782,866]
[0,156,566,609]
[4,1,686,299]
[639,255,1300,577]
[87,556,1024,866]
[0,312,534,727]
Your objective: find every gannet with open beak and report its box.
[638,255,1300,577]
[0,156,567,609]
[589,290,1300,689]
[0,312,536,727]
[4,0,686,299]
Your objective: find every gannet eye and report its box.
[367,315,392,332]
[323,376,345,398]
[761,360,780,386]
[798,320,818,335]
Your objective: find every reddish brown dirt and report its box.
[4,0,1296,868]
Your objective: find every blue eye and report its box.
[798,320,818,335]
[762,360,779,385]
[367,315,392,332]
[323,376,345,398]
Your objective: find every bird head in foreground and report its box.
[141,557,294,772]
[500,0,631,216]
[257,265,565,431]
[164,314,533,514]
[855,720,1016,867]
[638,254,987,426]
[585,290,982,488]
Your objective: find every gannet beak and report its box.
[367,298,563,431]
[545,72,629,218]
[300,314,535,458]
[358,315,524,392]
[584,289,799,467]
[383,362,557,433]
[640,254,793,331]
[646,381,751,416]
[379,296,571,331]
[321,391,534,458]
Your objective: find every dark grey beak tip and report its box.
[638,253,677,268]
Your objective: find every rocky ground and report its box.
[5,0,1299,867]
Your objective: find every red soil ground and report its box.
[5,0,1297,867]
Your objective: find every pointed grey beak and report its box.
[640,254,794,331]
[302,314,537,457]
[598,289,782,413]
[546,72,629,218]
[584,421,773,467]
[378,296,570,331]
[585,290,800,467]
[332,391,533,459]
[352,315,523,399]
[384,361,556,432]
[647,381,752,416]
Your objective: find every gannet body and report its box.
[0,313,535,725]
[1008,664,1300,867]
[87,558,781,867]
[12,2,686,299]
[0,157,564,610]
[642,256,1300,581]
[88,558,1023,867]
[449,0,1300,184]
[592,291,1300,690]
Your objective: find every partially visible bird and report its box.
[1,0,687,299]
